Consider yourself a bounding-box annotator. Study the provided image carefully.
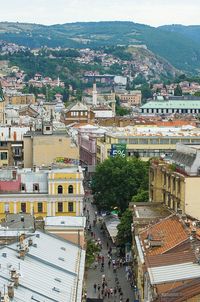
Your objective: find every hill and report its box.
[0,21,200,73]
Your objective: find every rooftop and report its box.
[45,216,86,228]
[139,215,189,256]
[0,230,85,302]
[141,100,200,109]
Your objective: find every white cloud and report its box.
[0,0,199,26]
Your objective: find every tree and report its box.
[117,209,132,247]
[141,84,153,102]
[174,84,182,96]
[92,156,149,212]
[116,105,131,116]
[132,189,149,203]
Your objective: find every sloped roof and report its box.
[0,230,85,302]
[66,101,88,112]
[141,100,200,109]
[139,215,189,255]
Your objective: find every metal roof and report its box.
[0,230,85,302]
[148,262,200,285]
[141,100,200,109]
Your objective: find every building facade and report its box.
[0,166,84,219]
[96,127,200,163]
[140,99,200,114]
[118,90,142,107]
[23,123,79,168]
[150,144,200,219]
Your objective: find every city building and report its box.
[150,143,200,219]
[140,99,200,114]
[0,96,5,124]
[96,125,200,163]
[61,101,95,125]
[44,216,86,248]
[0,165,84,219]
[132,213,200,302]
[0,230,85,302]
[23,122,79,168]
[117,90,142,107]
[0,126,30,167]
[4,92,36,106]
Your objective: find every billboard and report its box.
[110,144,126,158]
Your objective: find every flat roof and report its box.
[45,216,86,228]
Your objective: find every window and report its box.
[173,177,176,191]
[4,203,9,213]
[12,171,17,180]
[57,185,63,194]
[58,202,63,212]
[0,152,7,160]
[21,203,26,213]
[68,185,73,194]
[46,126,50,131]
[33,184,39,192]
[21,184,26,191]
[68,202,74,212]
[38,202,43,213]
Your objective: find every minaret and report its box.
[57,76,60,87]
[92,82,97,106]
[0,82,5,124]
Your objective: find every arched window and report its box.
[58,185,63,194]
[68,185,73,194]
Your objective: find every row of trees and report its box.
[92,156,149,248]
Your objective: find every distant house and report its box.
[61,101,95,125]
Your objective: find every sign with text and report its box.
[110,144,126,158]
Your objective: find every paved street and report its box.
[85,198,135,302]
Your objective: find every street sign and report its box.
[110,144,126,157]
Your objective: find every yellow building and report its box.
[150,144,200,219]
[0,166,84,219]
[4,93,35,105]
[96,126,200,163]
[23,122,79,168]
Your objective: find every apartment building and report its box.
[150,143,200,219]
[117,90,142,107]
[0,165,84,219]
[0,126,29,167]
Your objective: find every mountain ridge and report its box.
[0,21,200,74]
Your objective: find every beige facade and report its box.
[4,94,36,105]
[118,90,142,107]
[150,161,186,214]
[24,132,79,168]
[185,177,200,220]
[0,99,5,124]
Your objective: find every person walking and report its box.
[93,283,97,293]
[97,284,101,293]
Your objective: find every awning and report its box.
[103,215,120,243]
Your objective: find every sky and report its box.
[0,0,200,26]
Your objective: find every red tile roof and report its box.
[139,215,189,256]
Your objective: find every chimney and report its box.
[11,274,19,288]
[10,268,16,279]
[28,238,33,246]
[8,126,11,139]
[18,248,26,260]
[7,283,14,299]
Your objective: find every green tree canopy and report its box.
[174,84,182,96]
[92,156,149,212]
[117,209,132,247]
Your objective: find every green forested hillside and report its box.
[0,21,200,73]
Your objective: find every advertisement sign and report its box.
[55,157,79,165]
[110,144,126,158]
